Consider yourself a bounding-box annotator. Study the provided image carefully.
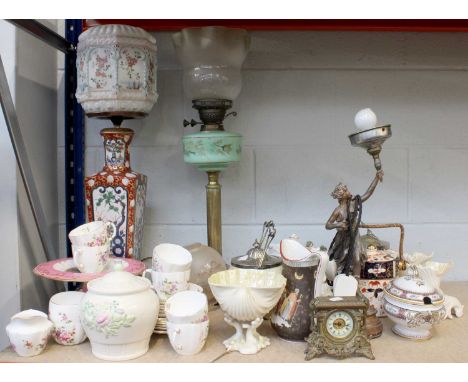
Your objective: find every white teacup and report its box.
[143,269,191,301]
[165,290,208,324]
[49,291,87,346]
[166,320,209,356]
[152,243,192,272]
[72,244,110,274]
[68,221,116,247]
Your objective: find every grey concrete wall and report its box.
[0,20,20,351]
[15,20,63,312]
[71,31,468,281]
[0,19,62,350]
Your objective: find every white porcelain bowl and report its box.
[165,291,208,324]
[208,268,286,322]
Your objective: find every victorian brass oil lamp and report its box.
[172,26,250,254]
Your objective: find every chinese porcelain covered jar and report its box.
[383,272,445,340]
[76,24,158,117]
[79,265,159,361]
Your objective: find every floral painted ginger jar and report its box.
[76,24,158,117]
[383,273,445,340]
[80,266,159,361]
[86,127,147,259]
[182,130,242,172]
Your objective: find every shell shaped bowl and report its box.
[208,269,286,322]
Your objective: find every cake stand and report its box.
[33,257,146,290]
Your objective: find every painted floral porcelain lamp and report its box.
[172,26,250,254]
[75,24,158,259]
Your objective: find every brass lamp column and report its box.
[173,26,250,255]
[206,171,221,253]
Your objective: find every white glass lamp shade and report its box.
[172,26,250,101]
[76,24,158,117]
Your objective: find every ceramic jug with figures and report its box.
[271,235,331,341]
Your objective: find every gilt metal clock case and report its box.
[305,295,375,360]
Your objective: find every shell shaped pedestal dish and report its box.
[383,274,445,340]
[80,268,159,361]
[208,268,286,354]
[76,24,158,117]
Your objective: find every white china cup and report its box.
[68,221,116,247]
[166,320,209,356]
[72,244,110,274]
[152,243,192,272]
[165,290,208,324]
[49,291,87,345]
[143,269,191,301]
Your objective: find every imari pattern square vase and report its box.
[85,128,146,259]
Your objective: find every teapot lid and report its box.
[385,274,444,306]
[87,263,150,295]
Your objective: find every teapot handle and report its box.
[360,223,406,272]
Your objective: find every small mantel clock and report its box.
[305,294,375,360]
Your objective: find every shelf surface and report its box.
[1,281,466,362]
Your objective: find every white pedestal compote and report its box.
[208,269,286,354]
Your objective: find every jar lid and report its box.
[231,253,282,270]
[87,263,150,295]
[384,274,444,306]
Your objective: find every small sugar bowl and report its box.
[6,309,53,357]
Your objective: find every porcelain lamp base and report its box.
[223,314,271,355]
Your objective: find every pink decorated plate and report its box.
[33,257,146,283]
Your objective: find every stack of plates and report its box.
[154,300,167,334]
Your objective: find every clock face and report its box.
[325,311,354,339]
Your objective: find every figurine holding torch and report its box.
[326,109,392,278]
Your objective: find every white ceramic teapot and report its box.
[80,263,159,361]
[6,309,53,357]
